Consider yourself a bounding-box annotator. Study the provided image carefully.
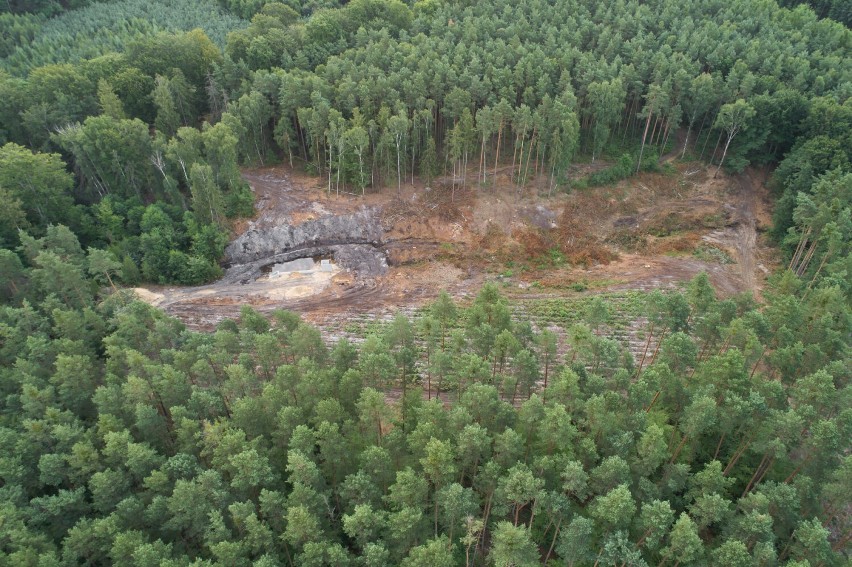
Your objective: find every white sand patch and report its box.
[133,288,164,305]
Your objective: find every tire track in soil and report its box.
[702,168,764,295]
[732,173,758,292]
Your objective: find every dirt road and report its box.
[702,167,770,294]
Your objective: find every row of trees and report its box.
[770,97,852,259]
[209,0,851,198]
[0,0,93,16]
[218,0,341,20]
[0,227,848,564]
[777,0,852,26]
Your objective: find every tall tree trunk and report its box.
[796,240,819,276]
[789,227,812,271]
[527,497,538,530]
[723,433,754,476]
[635,322,655,377]
[543,354,550,391]
[479,490,495,548]
[327,145,332,195]
[463,150,468,190]
[669,434,689,463]
[521,130,537,190]
[451,159,456,202]
[396,140,402,197]
[698,110,718,160]
[434,495,439,537]
[512,132,522,185]
[493,120,504,187]
[714,131,734,178]
[681,116,695,159]
[624,96,635,140]
[544,518,562,564]
[741,453,773,497]
[661,118,672,150]
[709,129,724,166]
[713,432,726,460]
[649,115,661,147]
[479,134,487,185]
[637,109,653,174]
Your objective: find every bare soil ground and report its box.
[135,159,777,332]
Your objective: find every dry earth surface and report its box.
[136,159,777,349]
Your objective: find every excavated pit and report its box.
[221,206,388,285]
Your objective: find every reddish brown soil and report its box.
[137,160,777,331]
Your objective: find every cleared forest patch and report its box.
[136,159,776,334]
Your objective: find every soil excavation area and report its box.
[135,161,776,332]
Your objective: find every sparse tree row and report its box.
[776,0,852,27]
[1,223,849,564]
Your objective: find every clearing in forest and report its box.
[136,160,776,334]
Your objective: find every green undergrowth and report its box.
[693,244,735,264]
[515,291,649,329]
[329,289,654,343]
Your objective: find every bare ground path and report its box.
[701,166,771,296]
[658,129,686,164]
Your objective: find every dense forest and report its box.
[776,0,852,27]
[0,0,850,564]
[1,249,850,565]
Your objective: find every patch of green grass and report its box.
[343,322,363,334]
[701,213,727,229]
[585,278,627,289]
[519,290,650,327]
[693,245,734,264]
[571,178,589,190]
[646,213,687,237]
[660,162,678,175]
[532,248,567,269]
[362,320,388,337]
